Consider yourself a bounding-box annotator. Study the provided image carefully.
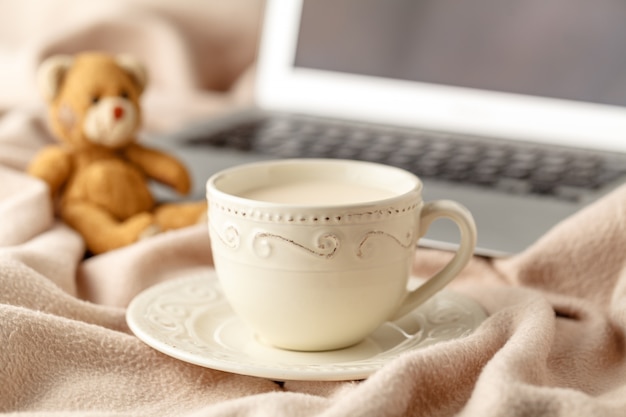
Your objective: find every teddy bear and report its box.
[28,52,206,254]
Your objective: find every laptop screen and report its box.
[295,0,626,108]
[257,0,626,152]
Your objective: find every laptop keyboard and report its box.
[185,114,626,202]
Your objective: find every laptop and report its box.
[149,0,626,257]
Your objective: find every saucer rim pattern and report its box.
[126,271,487,381]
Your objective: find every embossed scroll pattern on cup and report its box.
[209,201,418,261]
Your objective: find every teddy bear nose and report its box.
[113,106,124,120]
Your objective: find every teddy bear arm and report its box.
[27,146,72,197]
[124,144,191,195]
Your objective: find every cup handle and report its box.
[390,200,477,320]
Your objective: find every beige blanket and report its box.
[2,1,626,416]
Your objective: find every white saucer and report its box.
[126,271,487,381]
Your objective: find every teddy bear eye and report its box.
[91,95,100,105]
[120,90,129,99]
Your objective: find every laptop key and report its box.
[468,168,499,186]
[502,162,533,180]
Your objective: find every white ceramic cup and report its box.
[206,159,477,351]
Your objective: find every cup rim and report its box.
[206,159,423,210]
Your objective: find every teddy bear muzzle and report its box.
[83,97,138,147]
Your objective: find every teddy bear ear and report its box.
[115,54,148,92]
[37,55,74,102]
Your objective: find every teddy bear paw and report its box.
[139,223,162,240]
[195,209,208,226]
